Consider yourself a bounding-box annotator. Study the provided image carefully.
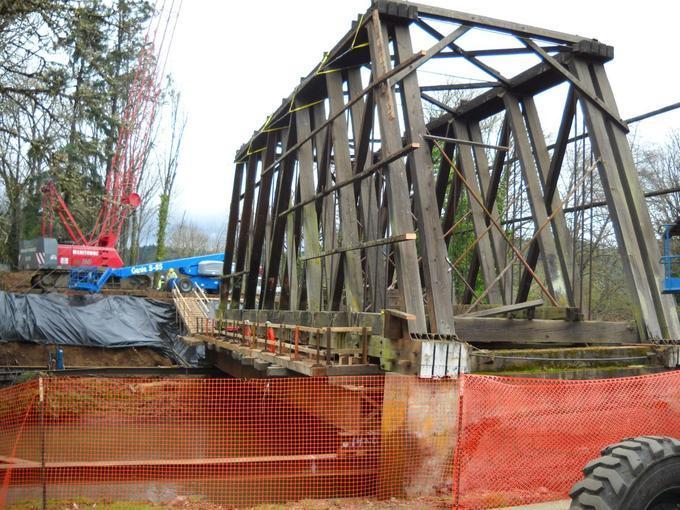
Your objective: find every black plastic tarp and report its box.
[0,291,202,365]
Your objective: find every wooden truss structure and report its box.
[221,0,679,374]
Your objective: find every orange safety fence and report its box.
[2,371,680,509]
[0,376,458,509]
[452,371,680,509]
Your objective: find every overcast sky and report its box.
[164,0,680,231]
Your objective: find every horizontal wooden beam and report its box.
[454,317,640,344]
[423,133,510,152]
[220,270,247,280]
[520,37,628,132]
[278,143,420,218]
[410,1,587,43]
[207,337,381,377]
[300,233,417,261]
[461,299,545,318]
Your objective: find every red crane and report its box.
[29,1,181,272]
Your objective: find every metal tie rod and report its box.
[423,134,510,152]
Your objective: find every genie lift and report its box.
[68,253,224,293]
[662,218,680,294]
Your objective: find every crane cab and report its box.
[662,219,680,294]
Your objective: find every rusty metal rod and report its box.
[433,139,559,307]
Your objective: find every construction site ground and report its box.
[0,342,174,368]
[4,496,572,509]
[4,495,454,510]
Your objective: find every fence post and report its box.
[39,377,46,510]
[325,328,332,365]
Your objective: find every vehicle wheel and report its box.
[128,275,151,289]
[177,277,194,293]
[570,436,680,510]
[40,272,57,287]
[30,273,45,290]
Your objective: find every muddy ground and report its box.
[7,496,453,510]
[0,342,174,368]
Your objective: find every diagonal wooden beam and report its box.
[244,132,278,309]
[503,92,569,305]
[516,89,576,305]
[416,19,510,86]
[230,155,258,308]
[452,119,504,304]
[262,123,296,309]
[520,37,628,133]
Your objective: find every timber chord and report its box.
[221,0,679,377]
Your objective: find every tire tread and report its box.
[569,436,680,509]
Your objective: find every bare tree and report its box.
[638,130,680,230]
[168,214,210,258]
[155,84,186,262]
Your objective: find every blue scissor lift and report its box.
[662,219,680,294]
[68,253,224,293]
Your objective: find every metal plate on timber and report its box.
[373,0,418,21]
[410,332,460,342]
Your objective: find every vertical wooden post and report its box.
[366,11,427,333]
[295,105,323,311]
[361,327,369,365]
[245,132,278,309]
[572,57,680,339]
[392,23,457,334]
[325,327,332,365]
[326,72,365,311]
[452,119,505,304]
[230,155,258,308]
[222,162,244,304]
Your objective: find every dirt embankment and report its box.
[0,342,174,368]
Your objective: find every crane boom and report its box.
[33,1,182,270]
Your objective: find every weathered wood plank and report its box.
[572,57,680,340]
[452,119,504,304]
[454,317,639,344]
[326,71,365,312]
[503,93,569,305]
[263,125,296,309]
[301,233,417,261]
[461,299,544,317]
[222,162,244,303]
[311,102,338,306]
[519,95,577,307]
[245,132,278,309]
[393,23,456,334]
[347,68,385,312]
[516,90,575,304]
[366,12,427,332]
[295,105,323,311]
[230,155,258,308]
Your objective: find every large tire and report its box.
[570,436,680,510]
[177,277,194,293]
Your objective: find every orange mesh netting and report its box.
[452,371,680,509]
[2,371,680,509]
[0,376,458,509]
